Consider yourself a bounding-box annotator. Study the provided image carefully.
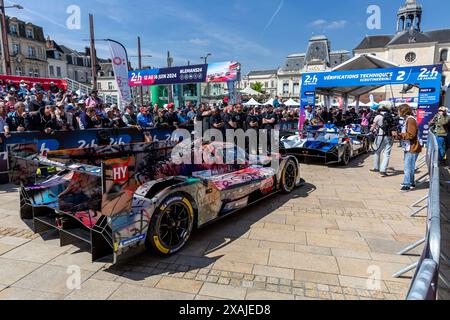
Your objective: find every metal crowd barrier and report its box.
[392,132,442,300]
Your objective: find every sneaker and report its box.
[380,172,388,177]
[401,186,411,193]
[370,169,379,173]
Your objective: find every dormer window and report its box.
[10,24,18,35]
[25,28,34,39]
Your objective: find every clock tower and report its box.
[397,0,423,33]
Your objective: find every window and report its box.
[56,66,62,77]
[34,69,40,78]
[265,82,269,88]
[49,65,55,76]
[25,28,34,39]
[293,83,300,95]
[12,44,20,55]
[405,52,417,63]
[28,69,33,77]
[98,82,102,90]
[10,24,18,35]
[271,81,275,88]
[283,83,289,94]
[108,82,113,90]
[440,49,448,62]
[15,66,22,76]
[27,46,36,58]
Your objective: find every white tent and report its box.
[240,86,263,96]
[244,98,261,106]
[264,98,274,106]
[285,98,300,107]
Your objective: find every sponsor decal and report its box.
[112,165,129,183]
[119,234,146,247]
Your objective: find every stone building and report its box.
[46,38,68,79]
[2,17,48,77]
[354,0,450,99]
[59,45,92,85]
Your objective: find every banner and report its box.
[300,64,443,139]
[108,40,132,109]
[0,75,67,91]
[128,61,240,87]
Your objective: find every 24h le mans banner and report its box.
[108,40,132,108]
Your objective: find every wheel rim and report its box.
[284,163,296,190]
[158,202,190,249]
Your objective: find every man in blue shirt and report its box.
[137,107,153,128]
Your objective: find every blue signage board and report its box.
[300,64,443,138]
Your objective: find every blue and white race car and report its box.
[281,124,370,166]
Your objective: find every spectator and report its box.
[429,106,449,164]
[29,105,57,133]
[164,104,179,127]
[371,103,394,177]
[122,105,138,127]
[78,107,96,130]
[85,90,103,110]
[137,107,153,128]
[393,104,422,192]
[0,103,8,134]
[5,102,29,135]
[29,90,47,112]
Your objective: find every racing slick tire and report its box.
[341,145,351,166]
[281,158,298,194]
[146,193,195,256]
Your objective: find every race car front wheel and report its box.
[146,194,194,256]
[281,159,298,194]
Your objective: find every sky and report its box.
[5,0,449,73]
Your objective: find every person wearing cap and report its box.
[164,103,179,128]
[137,106,153,128]
[122,105,138,127]
[5,102,30,136]
[29,90,47,112]
[78,107,96,130]
[49,82,59,94]
[429,106,449,164]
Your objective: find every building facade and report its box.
[46,38,68,79]
[60,45,92,85]
[97,61,120,106]
[277,35,352,99]
[354,0,450,99]
[240,70,278,97]
[2,17,48,78]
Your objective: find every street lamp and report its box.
[0,1,23,75]
[200,53,212,65]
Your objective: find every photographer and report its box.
[429,106,449,164]
[392,104,422,192]
[370,102,396,177]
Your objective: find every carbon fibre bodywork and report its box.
[10,141,303,263]
[281,125,370,165]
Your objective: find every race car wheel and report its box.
[341,145,351,166]
[281,159,297,194]
[146,194,194,255]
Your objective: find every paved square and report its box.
[0,148,427,300]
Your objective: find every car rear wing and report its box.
[8,141,176,263]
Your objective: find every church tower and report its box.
[397,0,423,33]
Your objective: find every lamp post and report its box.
[0,1,23,75]
[200,53,212,98]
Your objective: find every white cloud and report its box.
[189,38,210,46]
[309,19,348,30]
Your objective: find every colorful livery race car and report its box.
[281,125,370,165]
[9,141,303,263]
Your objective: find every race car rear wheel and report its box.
[281,159,298,194]
[146,194,194,255]
[341,145,351,166]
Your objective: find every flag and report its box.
[108,40,131,109]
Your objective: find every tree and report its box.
[251,82,264,94]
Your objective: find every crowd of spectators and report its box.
[0,81,302,137]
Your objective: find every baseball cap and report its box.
[104,107,112,113]
[65,104,75,112]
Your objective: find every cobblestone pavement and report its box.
[0,148,428,300]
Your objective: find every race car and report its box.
[281,124,370,166]
[9,140,303,263]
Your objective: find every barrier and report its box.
[392,132,443,300]
[0,120,301,183]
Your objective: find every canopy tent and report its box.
[264,98,274,106]
[314,54,400,98]
[284,98,300,107]
[240,86,263,96]
[243,98,261,106]
[348,101,371,107]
